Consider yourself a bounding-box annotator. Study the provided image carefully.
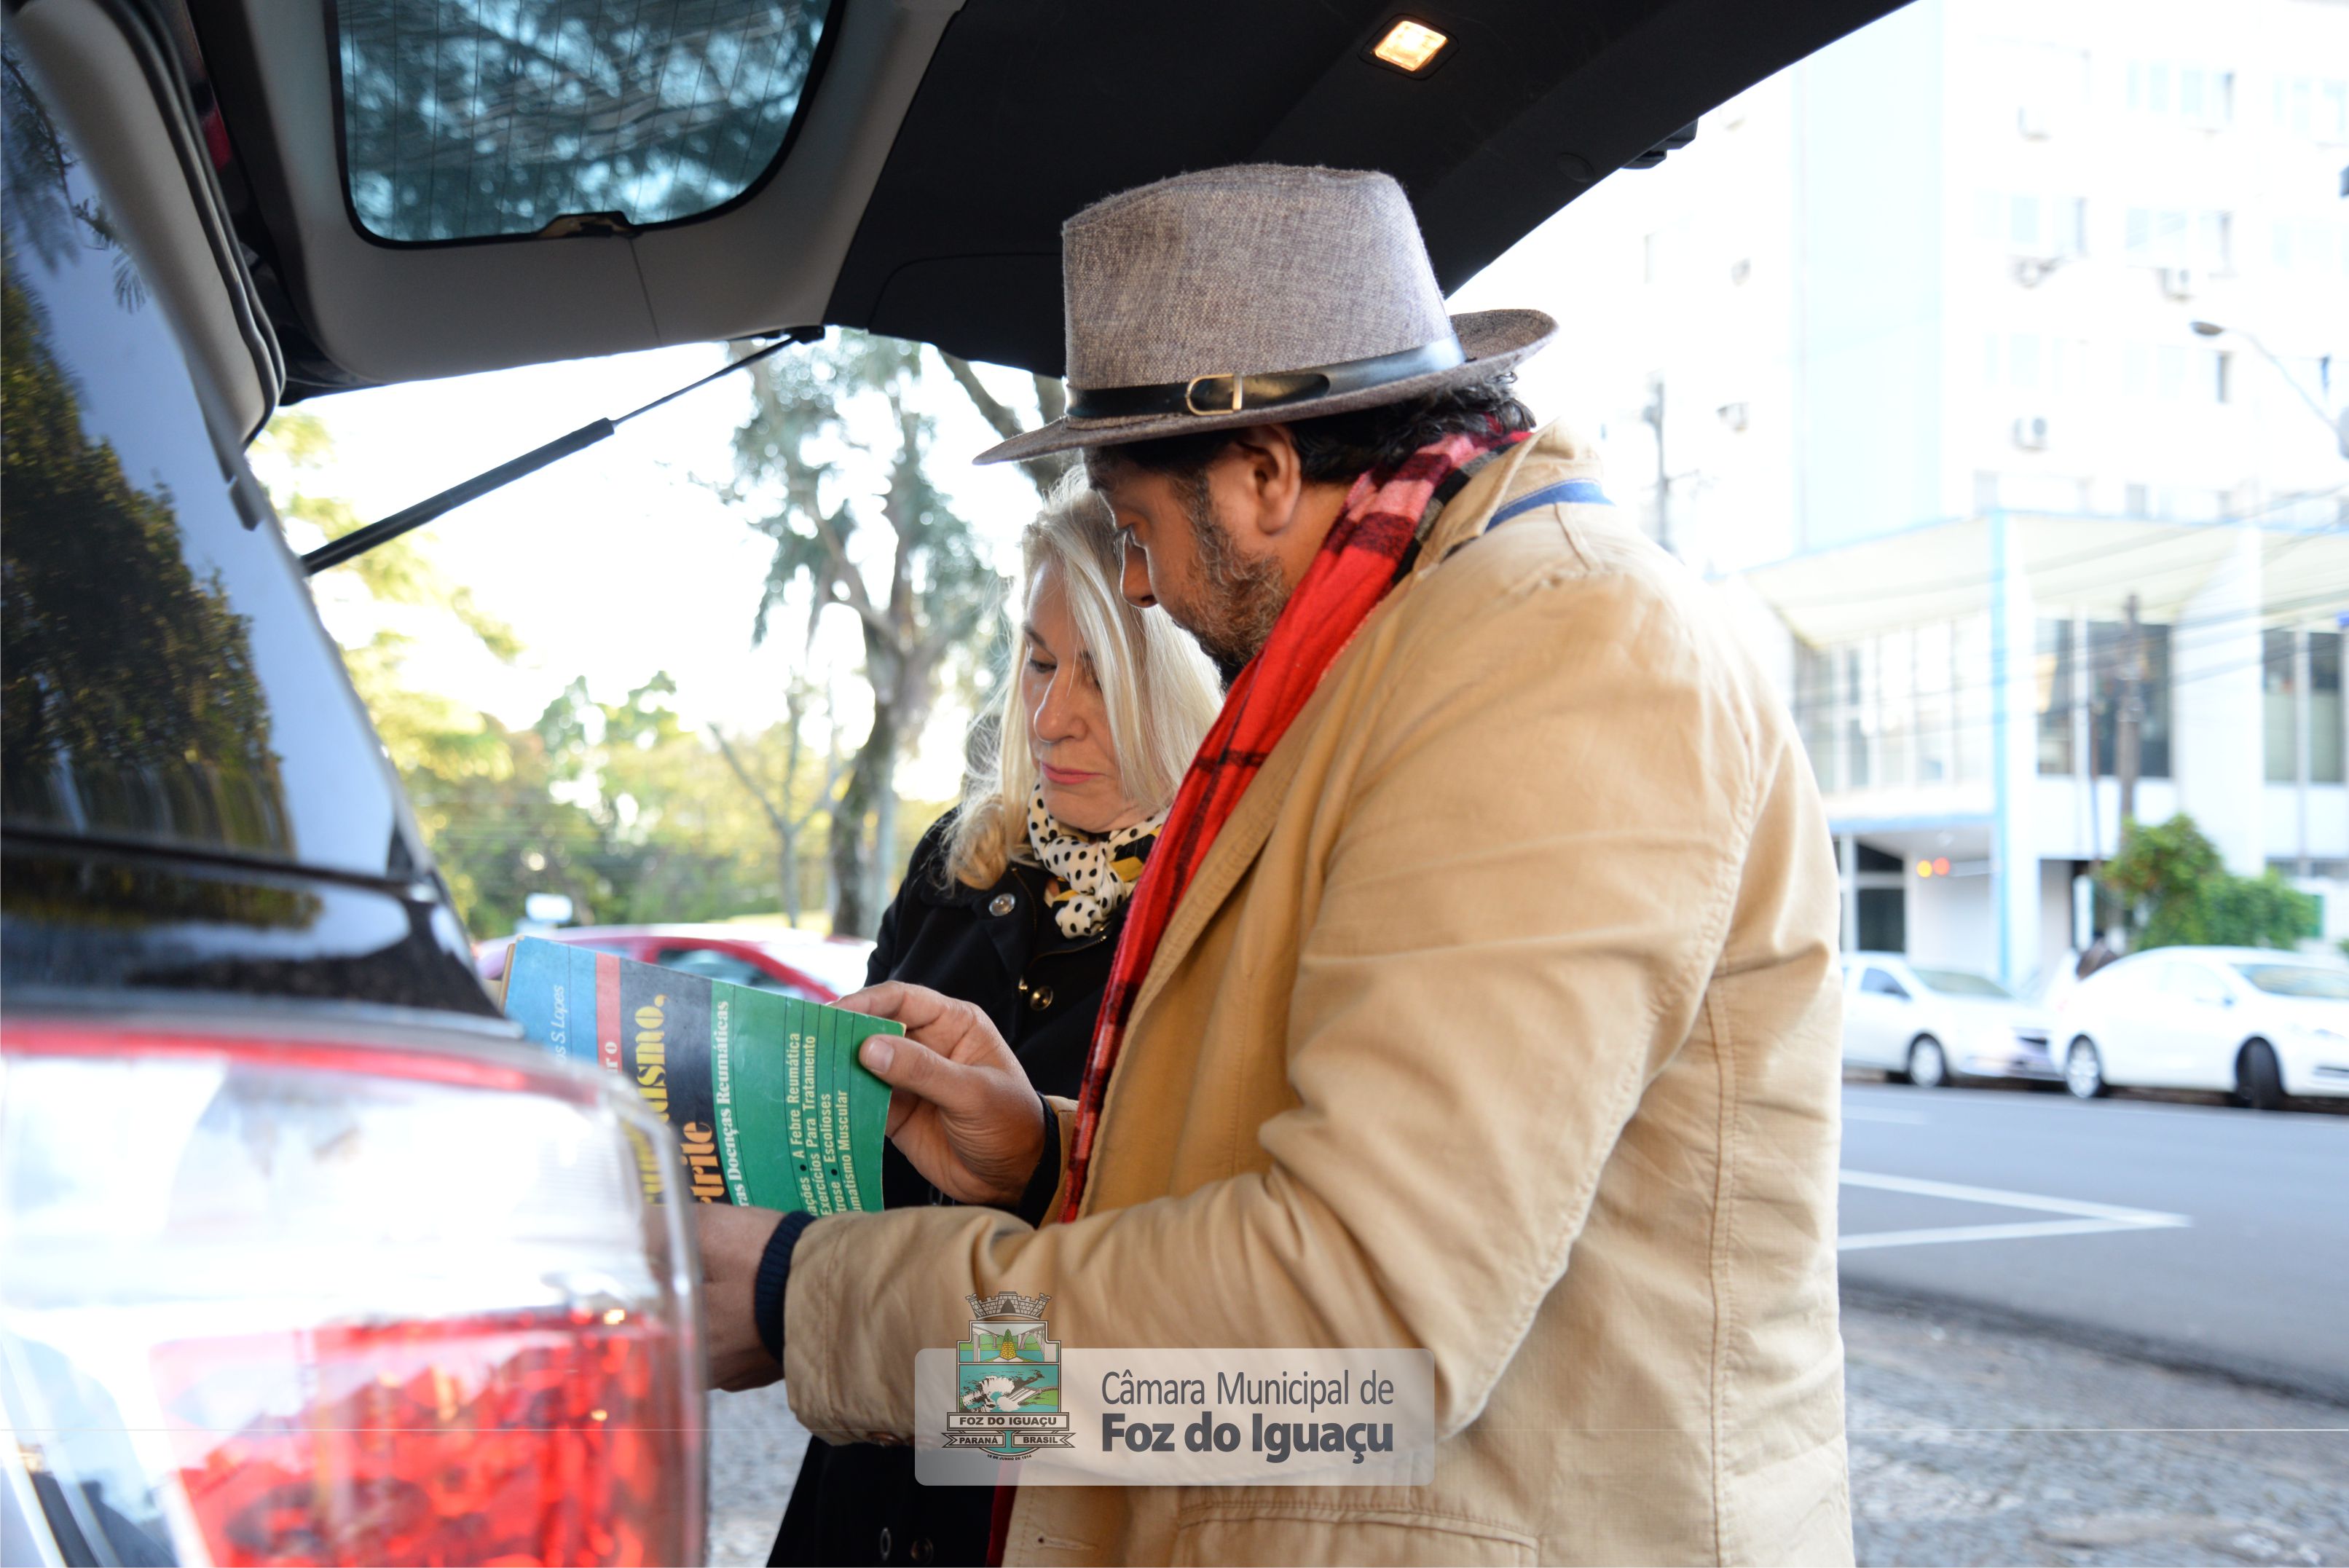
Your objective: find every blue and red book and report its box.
[500,936,900,1212]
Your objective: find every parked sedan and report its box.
[474,924,875,1002]
[1841,953,2060,1088]
[2057,947,2349,1110]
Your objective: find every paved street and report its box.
[707,1382,804,1568]
[1839,1079,2349,1401]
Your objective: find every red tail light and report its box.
[0,1017,704,1567]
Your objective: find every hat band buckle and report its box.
[1185,374,1247,416]
[1069,336,1468,424]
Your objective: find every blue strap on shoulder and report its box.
[1484,478,1612,531]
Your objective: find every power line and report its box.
[1758,489,2347,613]
[1780,587,2349,720]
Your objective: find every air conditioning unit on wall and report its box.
[2160,267,2197,300]
[2012,414,2051,452]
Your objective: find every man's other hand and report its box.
[836,982,1047,1208]
[696,1202,786,1392]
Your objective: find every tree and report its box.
[259,411,524,776]
[938,352,1071,502]
[251,412,598,928]
[255,414,859,938]
[2101,813,2319,952]
[535,674,783,926]
[710,675,846,927]
[727,333,1061,934]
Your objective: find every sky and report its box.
[273,141,1696,798]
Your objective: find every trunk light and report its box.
[1372,19,1449,74]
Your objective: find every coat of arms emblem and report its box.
[946,1291,1074,1458]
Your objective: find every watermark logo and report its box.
[945,1292,1074,1459]
[918,1326,1436,1486]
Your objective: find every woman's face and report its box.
[1023,564,1149,835]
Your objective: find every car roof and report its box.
[2119,946,2332,966]
[524,922,866,948]
[184,0,1902,398]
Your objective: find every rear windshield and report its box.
[1,39,417,879]
[334,0,835,243]
[2232,964,2349,1000]
[1911,968,2016,999]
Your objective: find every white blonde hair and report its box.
[946,470,1221,889]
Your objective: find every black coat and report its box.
[769,814,1120,1568]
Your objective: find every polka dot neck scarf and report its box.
[1024,782,1165,939]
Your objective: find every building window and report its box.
[1857,888,1906,953]
[2085,621,2173,779]
[2130,61,2236,127]
[2122,343,2227,403]
[2037,618,2076,774]
[2273,76,2349,141]
[1878,626,1913,787]
[1798,619,1993,795]
[2178,67,2233,127]
[2265,628,2299,783]
[1916,620,1953,784]
[2315,632,2345,785]
[1797,642,1836,790]
[2123,207,2231,270]
[1978,192,2085,256]
[1954,615,1993,784]
[1849,642,1874,790]
[1846,843,1908,955]
[2268,219,2348,277]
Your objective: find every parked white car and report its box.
[2056,946,2349,1109]
[1840,953,2060,1088]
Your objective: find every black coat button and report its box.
[877,1526,892,1560]
[988,893,1017,916]
[909,1539,935,1565]
[1027,985,1055,1012]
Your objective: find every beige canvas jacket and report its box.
[783,422,1852,1566]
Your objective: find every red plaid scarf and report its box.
[1054,424,1524,1225]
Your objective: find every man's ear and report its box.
[1213,424,1307,544]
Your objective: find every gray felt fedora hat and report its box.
[975,164,1555,466]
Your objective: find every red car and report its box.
[474,925,876,1004]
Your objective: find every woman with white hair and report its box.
[770,473,1220,1568]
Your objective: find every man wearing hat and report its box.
[701,164,1851,1565]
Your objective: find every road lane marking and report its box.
[1838,1170,2190,1251]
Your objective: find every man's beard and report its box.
[1179,478,1290,682]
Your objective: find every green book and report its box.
[499,936,900,1212]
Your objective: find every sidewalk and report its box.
[1846,1300,2348,1567]
[705,1299,2349,1567]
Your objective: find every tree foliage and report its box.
[255,416,815,934]
[725,331,1050,934]
[2,263,283,846]
[2101,813,2319,952]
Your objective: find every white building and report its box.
[1461,0,2349,990]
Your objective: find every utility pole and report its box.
[2084,670,2104,940]
[1642,374,1672,556]
[2117,592,2145,832]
